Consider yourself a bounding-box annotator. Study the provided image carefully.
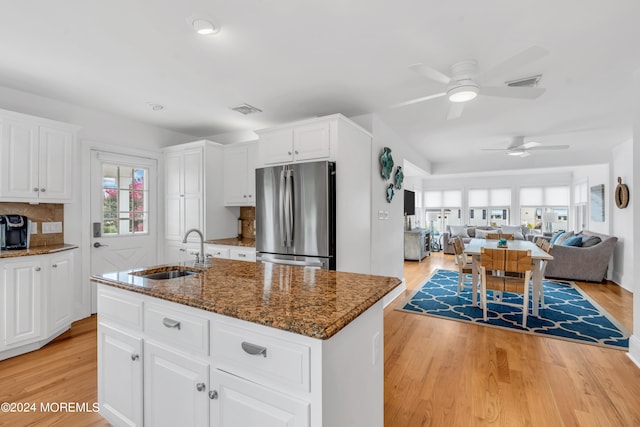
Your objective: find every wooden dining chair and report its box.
[500,234,515,240]
[451,236,475,296]
[485,233,502,240]
[474,248,534,326]
[536,240,553,307]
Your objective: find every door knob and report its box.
[93,242,109,248]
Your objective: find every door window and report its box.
[102,164,149,235]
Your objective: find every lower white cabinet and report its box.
[211,370,309,427]
[98,324,143,427]
[144,341,210,427]
[205,244,256,262]
[3,257,44,347]
[0,249,76,360]
[229,247,256,262]
[97,285,384,427]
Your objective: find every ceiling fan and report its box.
[481,136,569,158]
[393,46,548,119]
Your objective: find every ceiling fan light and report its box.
[447,85,479,103]
[507,150,523,156]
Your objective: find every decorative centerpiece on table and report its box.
[497,238,508,248]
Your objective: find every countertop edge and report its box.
[0,243,79,259]
[92,274,400,340]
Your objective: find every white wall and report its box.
[572,164,611,235]
[351,113,431,282]
[628,70,640,366]
[610,140,633,291]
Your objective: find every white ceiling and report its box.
[1,1,638,175]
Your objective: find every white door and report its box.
[90,150,158,312]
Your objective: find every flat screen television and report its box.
[404,190,415,216]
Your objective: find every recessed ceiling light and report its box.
[147,103,164,111]
[230,103,263,115]
[191,18,220,35]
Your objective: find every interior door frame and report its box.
[80,141,163,315]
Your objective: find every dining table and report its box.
[464,238,554,317]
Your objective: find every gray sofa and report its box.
[441,225,531,254]
[544,230,618,283]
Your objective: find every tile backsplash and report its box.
[239,206,255,238]
[0,202,64,246]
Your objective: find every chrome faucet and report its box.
[182,228,210,267]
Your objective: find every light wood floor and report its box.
[1,252,639,426]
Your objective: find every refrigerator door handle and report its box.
[285,169,294,247]
[279,168,286,247]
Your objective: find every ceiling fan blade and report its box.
[389,92,447,108]
[518,151,532,158]
[522,141,541,149]
[409,63,452,85]
[481,148,509,151]
[527,145,570,151]
[480,46,549,83]
[446,102,465,120]
[480,86,546,99]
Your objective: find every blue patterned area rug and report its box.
[397,269,630,350]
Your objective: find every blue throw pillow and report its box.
[550,231,565,244]
[563,235,583,247]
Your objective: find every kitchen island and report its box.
[92,258,401,427]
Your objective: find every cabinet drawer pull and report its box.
[241,341,267,357]
[238,253,247,258]
[131,353,139,361]
[162,317,181,330]
[196,382,206,392]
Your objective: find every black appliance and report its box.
[0,215,31,250]
[404,190,415,216]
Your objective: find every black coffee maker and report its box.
[0,215,31,250]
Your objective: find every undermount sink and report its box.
[137,269,200,280]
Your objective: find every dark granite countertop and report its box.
[0,243,78,259]
[91,259,401,340]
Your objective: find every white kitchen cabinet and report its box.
[257,121,330,165]
[223,141,257,206]
[48,250,74,334]
[164,146,204,241]
[211,370,310,427]
[229,247,256,262]
[97,285,384,427]
[145,342,211,427]
[0,109,77,203]
[3,257,44,347]
[204,244,230,259]
[1,250,78,361]
[98,323,143,427]
[163,140,237,264]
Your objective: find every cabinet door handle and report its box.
[33,187,39,192]
[131,353,139,361]
[40,188,46,192]
[196,382,206,392]
[287,151,292,155]
[52,264,58,268]
[241,341,267,357]
[162,317,181,330]
[209,390,218,400]
[34,267,41,272]
[179,248,187,252]
[294,150,299,155]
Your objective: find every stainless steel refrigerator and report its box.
[256,161,336,270]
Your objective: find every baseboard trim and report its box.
[383,278,406,308]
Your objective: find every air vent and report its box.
[505,74,542,88]
[230,103,263,115]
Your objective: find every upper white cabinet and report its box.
[0,109,78,203]
[223,141,257,206]
[257,121,331,165]
[163,140,237,262]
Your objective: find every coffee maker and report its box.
[0,215,31,250]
